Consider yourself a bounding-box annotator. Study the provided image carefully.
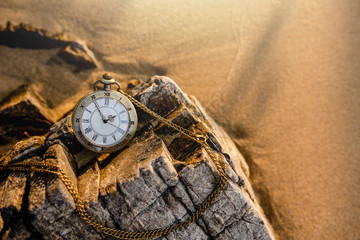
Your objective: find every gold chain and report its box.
[0,90,228,239]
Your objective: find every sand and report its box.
[0,0,359,239]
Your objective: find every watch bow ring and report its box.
[72,73,138,153]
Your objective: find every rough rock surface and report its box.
[0,85,55,144]
[0,76,275,239]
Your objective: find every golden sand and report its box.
[0,0,359,239]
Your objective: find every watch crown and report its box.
[93,73,121,91]
[103,73,113,80]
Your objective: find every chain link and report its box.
[0,90,228,239]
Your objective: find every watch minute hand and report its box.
[94,102,107,122]
[106,121,119,129]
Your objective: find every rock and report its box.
[0,136,45,165]
[131,76,192,122]
[57,41,98,70]
[0,76,275,239]
[0,85,55,144]
[0,169,27,229]
[46,115,76,150]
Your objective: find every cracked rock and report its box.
[0,76,275,239]
[0,85,55,144]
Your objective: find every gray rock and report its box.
[0,76,275,239]
[0,85,55,144]
[0,170,27,234]
[0,136,45,164]
[4,218,32,240]
[46,115,75,147]
[28,156,76,238]
[131,75,193,130]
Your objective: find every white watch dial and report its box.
[72,90,138,153]
[81,97,129,146]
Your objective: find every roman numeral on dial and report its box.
[92,134,98,141]
[85,127,92,134]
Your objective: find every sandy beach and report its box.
[0,0,359,239]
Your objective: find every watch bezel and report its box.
[72,90,138,153]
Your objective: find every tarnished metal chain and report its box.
[0,90,228,239]
[119,90,203,143]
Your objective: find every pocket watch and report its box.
[72,73,138,153]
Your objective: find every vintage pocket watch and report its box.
[72,73,138,153]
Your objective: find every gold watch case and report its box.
[72,89,138,153]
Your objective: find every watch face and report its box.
[72,90,138,153]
